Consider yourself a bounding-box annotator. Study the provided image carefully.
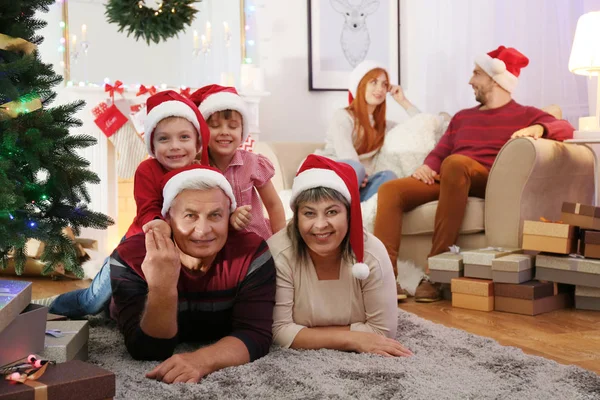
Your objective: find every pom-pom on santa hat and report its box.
[348,60,385,105]
[474,46,529,93]
[190,84,251,142]
[290,154,370,280]
[144,90,210,165]
[161,164,237,217]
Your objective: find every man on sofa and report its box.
[373,45,575,302]
[110,164,276,383]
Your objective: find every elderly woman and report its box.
[268,155,412,357]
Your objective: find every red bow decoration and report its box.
[104,80,124,101]
[179,87,191,98]
[137,85,157,97]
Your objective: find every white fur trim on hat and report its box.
[352,262,370,280]
[348,60,386,99]
[474,53,518,93]
[199,92,251,142]
[144,101,201,158]
[289,168,351,207]
[161,169,237,217]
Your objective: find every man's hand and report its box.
[511,124,544,140]
[230,205,252,231]
[142,219,172,238]
[141,229,180,292]
[146,352,208,384]
[412,164,438,185]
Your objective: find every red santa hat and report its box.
[144,90,210,165]
[190,85,251,142]
[290,155,370,280]
[348,60,385,105]
[474,46,529,93]
[161,164,237,217]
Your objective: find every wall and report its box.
[256,0,600,142]
[34,0,600,253]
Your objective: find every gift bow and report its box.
[5,361,50,400]
[136,85,157,96]
[179,87,191,98]
[104,80,124,101]
[448,245,461,254]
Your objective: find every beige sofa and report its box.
[255,136,595,269]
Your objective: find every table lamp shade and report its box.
[569,11,600,75]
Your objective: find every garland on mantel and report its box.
[105,0,200,45]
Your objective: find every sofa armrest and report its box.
[485,137,594,248]
[261,142,325,190]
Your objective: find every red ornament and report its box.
[136,85,157,96]
[104,80,124,101]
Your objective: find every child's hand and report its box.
[142,219,172,237]
[230,205,253,231]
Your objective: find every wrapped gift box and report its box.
[580,230,600,259]
[522,220,577,254]
[493,280,555,300]
[561,202,600,231]
[40,321,89,363]
[452,293,494,311]
[0,360,115,400]
[428,252,464,283]
[575,285,600,311]
[0,280,32,333]
[451,278,494,311]
[494,292,573,315]
[535,255,600,288]
[491,254,535,284]
[0,304,47,366]
[462,248,522,279]
[46,313,68,322]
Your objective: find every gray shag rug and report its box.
[87,310,600,400]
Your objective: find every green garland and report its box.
[105,0,199,45]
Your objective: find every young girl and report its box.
[191,84,286,239]
[316,60,421,203]
[35,90,211,317]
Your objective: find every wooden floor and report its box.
[8,276,600,375]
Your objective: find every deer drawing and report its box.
[330,0,380,67]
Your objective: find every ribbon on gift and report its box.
[0,33,37,55]
[540,217,564,224]
[45,329,78,338]
[5,362,50,400]
[179,87,191,98]
[448,245,461,254]
[480,246,505,252]
[104,80,124,102]
[136,85,157,97]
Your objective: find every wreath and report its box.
[105,0,200,45]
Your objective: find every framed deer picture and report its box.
[308,0,400,91]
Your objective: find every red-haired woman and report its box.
[316,60,420,203]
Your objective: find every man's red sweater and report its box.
[424,100,574,172]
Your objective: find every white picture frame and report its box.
[308,0,400,91]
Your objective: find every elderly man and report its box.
[110,164,276,384]
[374,46,575,302]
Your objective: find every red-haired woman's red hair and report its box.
[346,68,388,155]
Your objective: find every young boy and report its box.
[35,91,210,318]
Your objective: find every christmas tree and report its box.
[0,0,113,277]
